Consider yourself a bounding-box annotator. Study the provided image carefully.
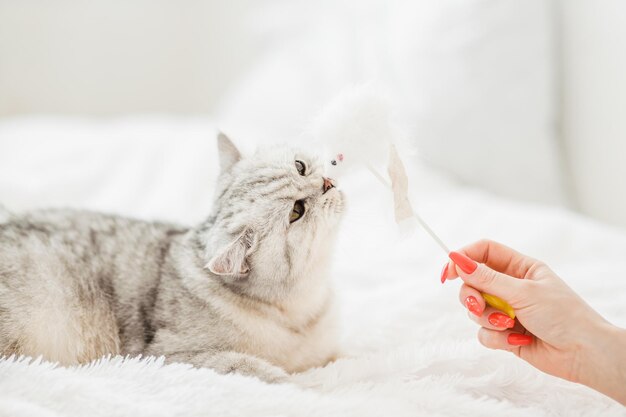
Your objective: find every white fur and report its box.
[0,239,120,365]
[310,87,401,178]
[175,239,339,374]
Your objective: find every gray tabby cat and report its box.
[0,134,343,382]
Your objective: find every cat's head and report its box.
[199,133,344,301]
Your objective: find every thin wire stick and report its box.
[367,165,450,254]
[409,209,450,254]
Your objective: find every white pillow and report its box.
[216,0,566,205]
[0,117,220,224]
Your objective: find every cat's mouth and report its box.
[322,177,336,195]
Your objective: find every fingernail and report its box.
[488,312,515,329]
[465,296,482,317]
[507,333,533,346]
[449,252,478,274]
[440,264,448,284]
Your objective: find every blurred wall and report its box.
[559,0,626,229]
[0,0,264,115]
[1,0,626,229]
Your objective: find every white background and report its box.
[1,0,625,229]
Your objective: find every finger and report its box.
[440,259,459,283]
[467,307,516,331]
[457,239,538,279]
[458,284,485,316]
[477,327,533,351]
[449,252,524,303]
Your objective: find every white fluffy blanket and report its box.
[0,119,625,416]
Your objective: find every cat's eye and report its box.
[290,200,305,223]
[295,160,306,176]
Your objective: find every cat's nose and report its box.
[322,177,335,194]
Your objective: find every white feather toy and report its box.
[310,87,448,250]
[310,87,516,319]
[310,89,393,177]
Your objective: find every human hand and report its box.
[441,240,626,404]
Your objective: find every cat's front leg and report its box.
[165,350,288,384]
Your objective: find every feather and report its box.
[310,86,395,178]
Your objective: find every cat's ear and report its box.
[217,132,242,173]
[206,229,256,277]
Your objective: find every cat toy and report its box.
[313,89,515,319]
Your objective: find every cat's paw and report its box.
[247,362,289,384]
[210,351,289,384]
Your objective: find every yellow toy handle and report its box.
[482,293,515,319]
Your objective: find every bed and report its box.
[0,118,624,416]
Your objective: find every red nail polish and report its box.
[488,312,515,329]
[507,333,533,346]
[449,252,478,274]
[465,296,482,317]
[440,264,448,284]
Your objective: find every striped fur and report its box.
[0,134,344,382]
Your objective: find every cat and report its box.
[0,134,344,383]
